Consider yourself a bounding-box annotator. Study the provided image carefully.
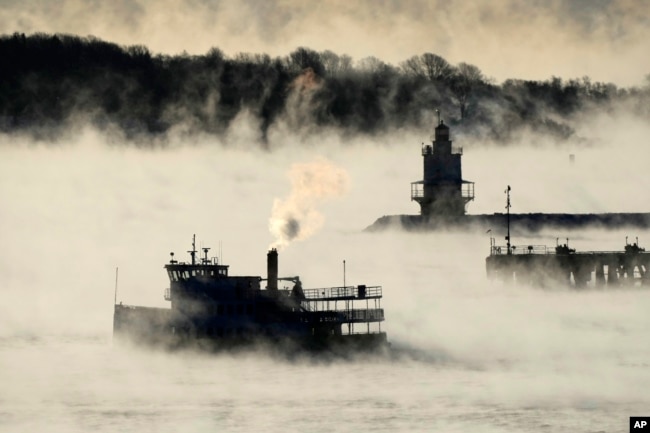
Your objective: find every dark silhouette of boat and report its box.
[113,235,388,353]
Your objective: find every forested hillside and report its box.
[1,32,648,144]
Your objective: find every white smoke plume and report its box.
[269,157,349,249]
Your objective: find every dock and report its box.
[486,241,650,287]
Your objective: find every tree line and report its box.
[1,32,648,144]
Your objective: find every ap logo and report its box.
[631,417,650,431]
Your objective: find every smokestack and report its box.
[267,248,278,290]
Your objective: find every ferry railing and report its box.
[308,308,385,323]
[340,308,384,322]
[346,330,385,335]
[302,285,382,300]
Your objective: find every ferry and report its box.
[113,236,388,353]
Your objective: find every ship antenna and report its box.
[188,234,197,265]
[114,267,119,305]
[505,185,511,255]
[343,259,346,288]
[202,247,210,264]
[436,109,441,125]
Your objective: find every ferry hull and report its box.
[113,304,389,354]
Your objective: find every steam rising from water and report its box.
[1,120,650,431]
[268,157,349,250]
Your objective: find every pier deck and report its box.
[486,244,650,287]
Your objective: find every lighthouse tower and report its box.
[410,118,474,219]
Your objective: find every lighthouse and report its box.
[410,117,474,220]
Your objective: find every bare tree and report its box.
[421,53,454,81]
[400,53,453,81]
[357,56,386,73]
[450,62,484,119]
[285,47,324,76]
[320,50,353,77]
[400,55,422,76]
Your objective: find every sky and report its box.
[1,0,649,87]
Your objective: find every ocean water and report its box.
[1,298,648,433]
[1,135,649,432]
[2,229,649,433]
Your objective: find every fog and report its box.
[1,116,649,335]
[1,120,650,431]
[2,0,649,86]
[465,112,650,214]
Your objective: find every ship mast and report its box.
[114,267,118,305]
[506,185,511,255]
[188,234,197,265]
